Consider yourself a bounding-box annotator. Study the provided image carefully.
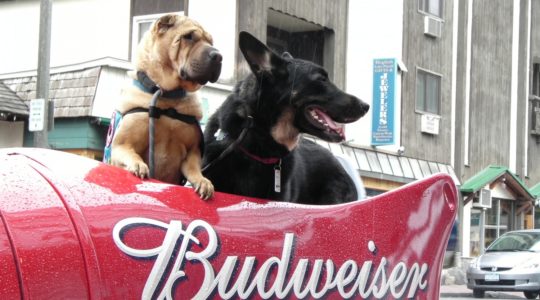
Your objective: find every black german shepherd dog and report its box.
[202,32,369,205]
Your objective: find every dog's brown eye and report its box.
[313,71,329,82]
[318,75,328,82]
[183,33,193,41]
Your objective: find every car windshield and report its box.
[486,232,540,252]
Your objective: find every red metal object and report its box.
[0,148,457,299]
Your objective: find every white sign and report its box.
[29,98,46,132]
[420,114,440,135]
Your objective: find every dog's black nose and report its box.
[345,97,370,121]
[209,50,222,63]
[361,101,370,114]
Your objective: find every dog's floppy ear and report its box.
[154,14,178,35]
[239,31,288,77]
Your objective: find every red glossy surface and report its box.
[0,148,457,299]
[0,213,20,299]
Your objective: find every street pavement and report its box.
[440,284,527,299]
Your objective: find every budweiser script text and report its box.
[113,217,429,299]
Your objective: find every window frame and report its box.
[418,0,443,19]
[131,11,184,60]
[532,61,540,97]
[415,67,442,116]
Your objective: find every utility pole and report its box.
[34,0,53,148]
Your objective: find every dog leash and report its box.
[145,90,205,180]
[201,116,253,174]
[148,89,162,178]
[201,116,283,193]
[202,71,297,192]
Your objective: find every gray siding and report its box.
[528,0,540,183]
[402,0,540,186]
[453,0,540,185]
[464,0,514,181]
[236,0,348,88]
[131,0,184,17]
[401,0,454,164]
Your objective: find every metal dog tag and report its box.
[274,161,281,193]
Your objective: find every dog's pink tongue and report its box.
[314,108,346,138]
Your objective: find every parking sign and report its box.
[29,98,45,132]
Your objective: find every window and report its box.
[533,62,540,97]
[419,0,443,18]
[131,12,183,59]
[484,199,512,249]
[416,69,441,115]
[531,63,540,136]
[266,9,325,67]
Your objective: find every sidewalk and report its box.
[440,284,471,298]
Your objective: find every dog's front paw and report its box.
[126,161,150,179]
[194,177,214,200]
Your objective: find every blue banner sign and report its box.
[371,58,396,145]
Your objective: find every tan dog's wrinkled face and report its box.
[136,14,222,92]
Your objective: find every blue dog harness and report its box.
[103,107,203,163]
[103,109,123,164]
[103,72,204,178]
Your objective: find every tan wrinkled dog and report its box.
[109,14,221,200]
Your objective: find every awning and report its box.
[460,165,535,202]
[305,137,460,186]
[0,57,132,119]
[2,67,101,118]
[531,183,540,199]
[0,82,28,117]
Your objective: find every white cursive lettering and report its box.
[113,217,429,299]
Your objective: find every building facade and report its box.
[344,0,540,259]
[0,0,539,262]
